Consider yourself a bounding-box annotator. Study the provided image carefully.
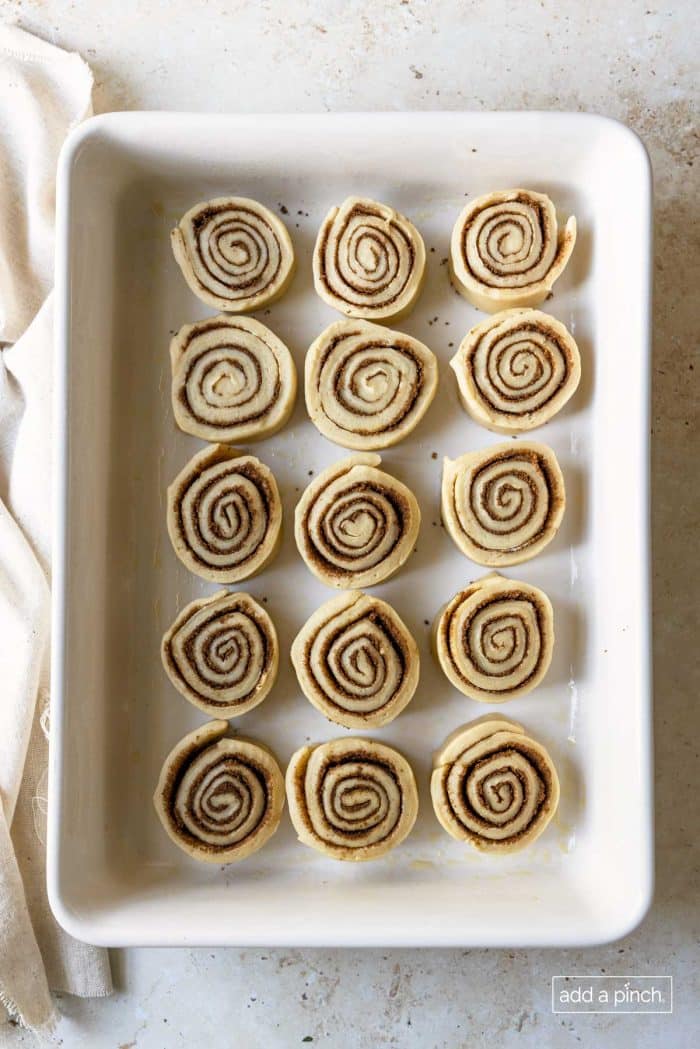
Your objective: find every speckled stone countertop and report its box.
[1,1,697,1047]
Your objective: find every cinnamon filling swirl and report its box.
[171,196,295,312]
[441,441,565,566]
[433,573,554,702]
[286,737,419,861]
[294,454,421,588]
[305,319,438,449]
[162,590,279,717]
[450,190,576,313]
[313,197,426,322]
[154,721,285,863]
[171,315,296,443]
[431,716,559,853]
[292,591,419,728]
[167,445,282,583]
[450,309,581,433]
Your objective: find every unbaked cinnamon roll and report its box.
[431,716,559,853]
[441,441,565,566]
[313,196,426,322]
[294,454,421,588]
[162,590,279,717]
[171,196,295,312]
[170,315,296,443]
[167,445,282,582]
[450,190,576,313]
[305,319,438,449]
[433,573,554,702]
[286,737,418,861]
[291,591,419,728]
[154,721,285,863]
[450,309,581,434]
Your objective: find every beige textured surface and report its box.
[1,0,697,1045]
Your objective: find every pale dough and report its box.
[433,572,554,702]
[161,590,279,717]
[153,720,285,863]
[171,196,295,312]
[450,189,576,313]
[171,314,296,443]
[291,591,419,729]
[167,444,282,583]
[450,308,581,434]
[431,715,560,853]
[313,196,426,323]
[294,453,421,588]
[441,441,565,567]
[286,736,419,861]
[305,318,438,450]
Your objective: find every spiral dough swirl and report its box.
[292,591,419,728]
[451,309,581,433]
[434,573,554,702]
[171,196,295,312]
[162,590,279,717]
[431,717,560,853]
[305,319,438,450]
[167,445,282,583]
[313,197,426,322]
[286,737,419,861]
[171,315,297,443]
[154,721,285,863]
[294,454,421,589]
[441,441,565,567]
[450,189,576,313]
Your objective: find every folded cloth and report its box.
[0,24,112,1033]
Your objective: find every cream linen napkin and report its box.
[0,25,112,1033]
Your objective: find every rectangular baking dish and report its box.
[49,111,652,947]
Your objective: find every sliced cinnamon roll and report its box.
[167,445,282,582]
[171,196,295,312]
[291,591,419,729]
[313,196,426,323]
[431,716,560,853]
[450,309,581,434]
[286,737,418,861]
[433,573,554,702]
[305,319,438,450]
[170,315,297,443]
[450,189,576,313]
[294,454,421,588]
[162,590,279,717]
[441,441,565,566]
[154,721,285,863]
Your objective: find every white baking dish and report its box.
[49,111,652,947]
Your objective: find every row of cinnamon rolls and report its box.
[169,310,580,447]
[166,443,566,588]
[154,716,559,865]
[162,575,554,725]
[172,190,575,321]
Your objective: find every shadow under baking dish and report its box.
[49,111,652,947]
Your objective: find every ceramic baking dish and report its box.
[48,111,652,947]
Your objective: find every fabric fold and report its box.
[0,23,112,1033]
